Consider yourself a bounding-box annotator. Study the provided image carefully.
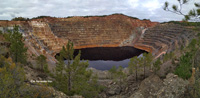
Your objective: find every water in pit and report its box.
[72,46,147,70]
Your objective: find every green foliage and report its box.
[109,66,117,79]
[0,56,54,98]
[0,30,2,35]
[163,53,169,63]
[109,66,127,89]
[163,0,200,96]
[189,39,200,97]
[0,56,25,97]
[181,45,184,51]
[184,15,190,20]
[109,66,126,81]
[161,21,200,26]
[129,16,139,19]
[52,41,100,98]
[83,15,107,18]
[174,52,192,79]
[153,58,161,74]
[161,21,200,31]
[0,46,7,57]
[164,2,169,9]
[197,37,200,46]
[164,0,200,21]
[5,25,27,64]
[11,17,29,21]
[111,13,139,19]
[3,33,11,41]
[36,55,49,73]
[169,52,175,58]
[195,3,200,7]
[197,33,200,37]
[172,5,178,11]
[188,39,197,51]
[142,53,153,78]
[193,78,200,98]
[84,74,105,98]
[117,66,127,89]
[143,19,150,21]
[128,56,140,81]
[32,16,51,19]
[189,9,196,16]
[190,67,200,98]
[128,53,153,80]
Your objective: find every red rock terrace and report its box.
[0,14,196,63]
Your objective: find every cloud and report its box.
[142,0,161,11]
[128,0,139,8]
[0,0,196,22]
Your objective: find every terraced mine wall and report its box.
[47,14,158,49]
[134,23,196,58]
[0,14,196,63]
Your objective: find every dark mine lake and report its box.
[72,46,146,70]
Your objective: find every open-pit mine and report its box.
[0,14,196,68]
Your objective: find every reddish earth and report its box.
[0,14,195,63]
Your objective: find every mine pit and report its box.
[73,46,147,70]
[55,46,146,70]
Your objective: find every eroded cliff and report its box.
[0,14,195,63]
[0,14,158,63]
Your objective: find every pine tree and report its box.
[0,56,25,98]
[164,0,200,21]
[109,66,117,79]
[36,55,49,73]
[153,58,161,74]
[117,66,126,90]
[0,46,7,57]
[128,56,139,81]
[0,55,54,98]
[6,25,27,64]
[52,41,99,97]
[142,53,153,79]
[108,66,126,90]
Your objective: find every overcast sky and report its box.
[0,0,198,22]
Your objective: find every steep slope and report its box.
[46,14,158,49]
[134,23,196,58]
[3,14,196,63]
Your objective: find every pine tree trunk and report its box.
[41,61,43,71]
[136,66,137,81]
[68,71,71,92]
[119,76,122,90]
[144,65,145,79]
[67,60,71,92]
[15,47,17,63]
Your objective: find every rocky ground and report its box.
[23,46,188,98]
[131,73,188,98]
[24,65,84,98]
[98,73,189,98]
[23,59,190,98]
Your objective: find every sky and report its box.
[0,0,198,22]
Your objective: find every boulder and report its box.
[130,74,163,98]
[107,85,121,96]
[157,73,189,98]
[130,73,189,98]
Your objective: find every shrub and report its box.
[174,52,192,79]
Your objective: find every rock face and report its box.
[47,14,158,49]
[0,14,158,63]
[134,23,196,58]
[0,14,196,63]
[130,73,189,98]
